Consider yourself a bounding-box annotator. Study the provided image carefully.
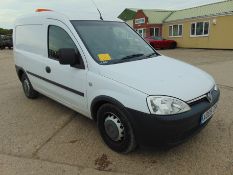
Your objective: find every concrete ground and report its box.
[0,49,232,175]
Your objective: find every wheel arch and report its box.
[90,95,126,122]
[15,65,26,82]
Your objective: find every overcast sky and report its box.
[0,0,224,29]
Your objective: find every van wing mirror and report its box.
[58,48,81,66]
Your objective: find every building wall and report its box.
[162,15,233,49]
[133,10,163,37]
[134,24,163,37]
[133,10,149,29]
[126,20,134,28]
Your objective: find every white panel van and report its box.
[14,10,220,153]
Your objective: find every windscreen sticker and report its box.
[98,54,112,61]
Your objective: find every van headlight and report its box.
[147,96,191,115]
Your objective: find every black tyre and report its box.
[97,103,137,153]
[21,73,39,99]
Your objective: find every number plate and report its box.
[200,104,217,124]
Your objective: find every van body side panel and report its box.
[14,24,49,92]
[15,25,45,55]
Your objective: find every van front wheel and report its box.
[97,103,137,153]
[21,73,39,99]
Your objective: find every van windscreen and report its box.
[71,20,159,65]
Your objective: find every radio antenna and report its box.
[91,0,103,20]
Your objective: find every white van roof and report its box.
[15,10,122,26]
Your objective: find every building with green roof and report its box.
[165,0,233,22]
[118,0,233,49]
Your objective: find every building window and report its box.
[135,18,145,24]
[136,28,146,38]
[204,22,209,35]
[191,23,195,35]
[169,26,173,36]
[169,24,183,37]
[190,21,209,36]
[150,28,160,37]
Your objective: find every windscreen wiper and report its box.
[121,54,144,60]
[146,52,158,58]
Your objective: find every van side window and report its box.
[48,25,78,60]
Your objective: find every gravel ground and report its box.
[0,48,232,175]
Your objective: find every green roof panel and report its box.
[119,1,233,23]
[118,8,137,21]
[143,10,173,23]
[165,0,233,22]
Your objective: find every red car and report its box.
[145,36,177,49]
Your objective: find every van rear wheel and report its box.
[21,73,39,99]
[97,103,137,153]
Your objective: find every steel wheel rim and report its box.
[104,113,125,142]
[23,79,30,96]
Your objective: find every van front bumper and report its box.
[126,89,220,147]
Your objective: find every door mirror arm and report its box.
[71,61,85,69]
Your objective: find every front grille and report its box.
[188,95,208,106]
[187,87,216,106]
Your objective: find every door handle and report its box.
[45,66,51,73]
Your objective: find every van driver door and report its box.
[40,19,88,116]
